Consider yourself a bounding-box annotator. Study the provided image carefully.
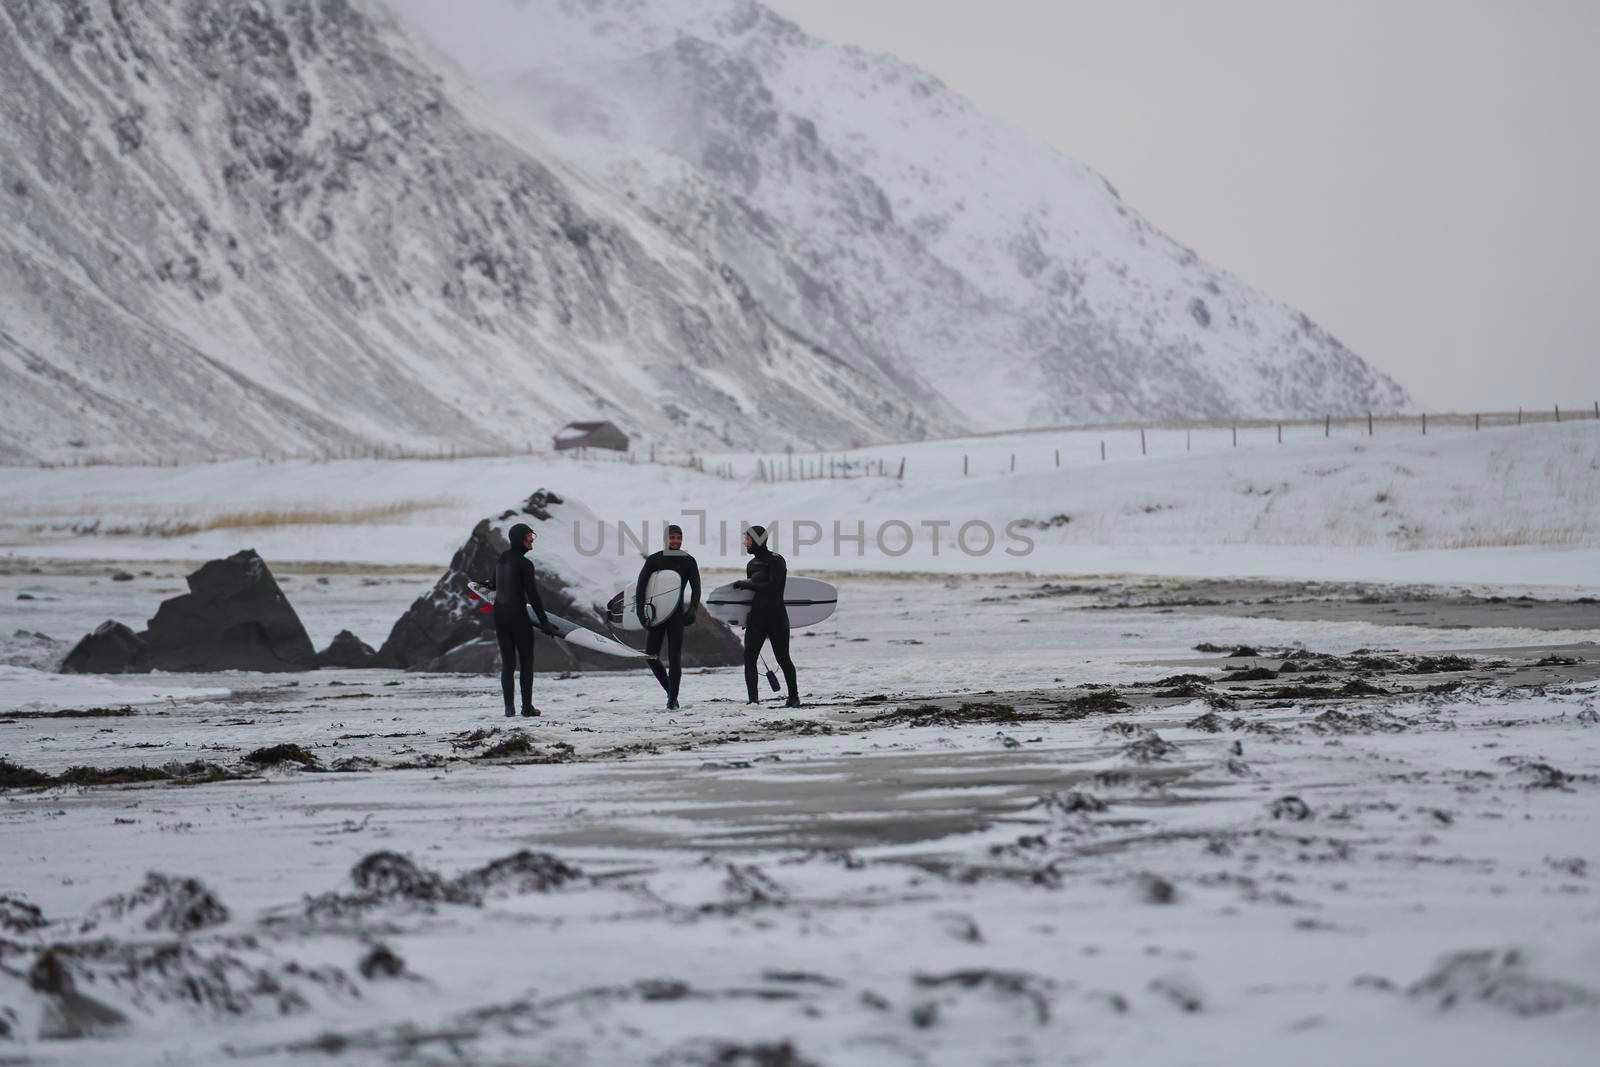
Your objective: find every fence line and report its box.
[20,404,1597,473]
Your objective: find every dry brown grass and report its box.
[1426,526,1595,550]
[163,500,444,537]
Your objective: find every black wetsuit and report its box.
[739,545,798,703]
[636,549,701,704]
[493,540,553,713]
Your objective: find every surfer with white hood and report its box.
[736,525,801,707]
[634,523,701,710]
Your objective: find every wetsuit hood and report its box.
[507,523,533,555]
[745,525,771,557]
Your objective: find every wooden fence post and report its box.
[1231,426,1237,448]
[897,457,905,479]
[963,454,969,476]
[1100,440,1106,461]
[1517,407,1522,425]
[1055,448,1060,467]
[1140,429,1147,456]
[1186,430,1191,451]
[1555,404,1562,423]
[1010,453,1015,472]
[1421,413,1427,435]
[1276,423,1282,444]
[1367,412,1373,436]
[1475,413,1480,431]
[1324,414,1330,437]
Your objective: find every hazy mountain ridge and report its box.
[483,0,1411,427]
[0,0,957,463]
[0,0,1409,466]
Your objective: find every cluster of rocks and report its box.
[62,550,321,674]
[60,490,741,676]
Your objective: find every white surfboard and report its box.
[604,570,684,631]
[466,582,649,659]
[706,576,838,629]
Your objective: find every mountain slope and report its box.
[0,0,958,464]
[431,0,1410,428]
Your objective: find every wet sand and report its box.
[1061,575,1600,630]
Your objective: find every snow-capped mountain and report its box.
[438,0,1410,428]
[0,0,958,464]
[1,0,1409,466]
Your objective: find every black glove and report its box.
[539,622,560,638]
[732,580,752,590]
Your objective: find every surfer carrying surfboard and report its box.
[493,522,560,717]
[736,525,801,708]
[635,524,702,710]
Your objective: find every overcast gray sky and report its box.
[762,0,1599,412]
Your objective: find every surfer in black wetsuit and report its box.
[635,524,701,710]
[736,525,800,708]
[493,522,559,717]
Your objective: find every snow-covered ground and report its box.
[2,420,1595,592]
[2,569,1598,1063]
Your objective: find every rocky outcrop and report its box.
[316,630,378,669]
[60,621,148,674]
[61,551,316,674]
[376,490,742,673]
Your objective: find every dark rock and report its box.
[521,489,562,520]
[376,515,578,671]
[111,570,135,582]
[316,629,377,668]
[139,550,315,671]
[61,620,148,673]
[62,551,315,673]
